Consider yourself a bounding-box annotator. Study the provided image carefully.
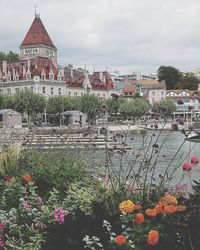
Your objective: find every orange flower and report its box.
[134,213,145,225]
[147,230,159,246]
[158,200,167,206]
[145,208,157,216]
[114,235,127,245]
[163,194,178,205]
[176,205,186,212]
[163,205,177,214]
[119,200,134,214]
[22,174,32,182]
[155,204,165,214]
[134,204,142,211]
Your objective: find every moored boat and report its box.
[185,130,200,141]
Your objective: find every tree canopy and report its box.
[119,98,149,120]
[157,65,200,90]
[0,51,19,63]
[177,73,200,90]
[46,96,80,114]
[151,99,176,118]
[157,66,182,90]
[14,91,46,123]
[79,95,101,124]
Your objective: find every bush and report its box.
[18,150,90,197]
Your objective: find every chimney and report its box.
[22,65,26,76]
[70,68,73,78]
[2,60,7,73]
[13,68,16,80]
[99,72,103,82]
[102,74,106,84]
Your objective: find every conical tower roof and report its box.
[20,15,56,49]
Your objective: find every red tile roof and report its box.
[20,15,56,49]
[123,85,136,93]
[124,79,166,89]
[0,57,58,81]
[66,72,114,90]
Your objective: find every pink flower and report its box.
[0,239,4,249]
[36,196,43,205]
[191,156,199,165]
[0,224,4,232]
[54,208,68,224]
[23,201,32,211]
[182,163,192,171]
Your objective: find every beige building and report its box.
[0,14,115,99]
[122,79,166,104]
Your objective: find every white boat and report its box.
[185,130,200,141]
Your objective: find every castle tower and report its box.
[19,14,57,67]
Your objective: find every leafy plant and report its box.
[19,150,90,196]
[63,182,94,216]
[0,143,21,176]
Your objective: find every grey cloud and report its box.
[1,0,200,73]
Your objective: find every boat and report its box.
[185,130,200,141]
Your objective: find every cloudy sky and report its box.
[1,0,200,74]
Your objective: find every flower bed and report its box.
[0,144,199,249]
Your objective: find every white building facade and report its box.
[0,15,115,99]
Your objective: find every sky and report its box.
[1,0,200,74]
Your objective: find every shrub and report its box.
[18,150,90,196]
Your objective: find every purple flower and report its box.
[36,196,43,205]
[23,201,32,211]
[54,208,68,224]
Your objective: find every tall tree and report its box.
[105,98,125,116]
[177,73,200,90]
[79,95,101,124]
[14,91,46,123]
[46,96,80,114]
[0,51,19,63]
[157,66,182,89]
[0,95,4,109]
[119,98,149,122]
[1,95,15,109]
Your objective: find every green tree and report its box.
[151,99,176,119]
[119,98,149,122]
[157,66,182,89]
[177,73,200,90]
[0,52,7,62]
[105,98,125,116]
[1,95,15,109]
[0,95,4,109]
[79,95,101,124]
[46,96,80,114]
[14,91,46,123]
[0,51,19,63]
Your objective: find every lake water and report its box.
[72,130,200,191]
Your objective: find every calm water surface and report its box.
[74,130,200,189]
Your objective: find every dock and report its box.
[6,134,132,150]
